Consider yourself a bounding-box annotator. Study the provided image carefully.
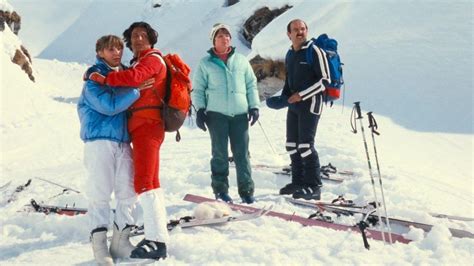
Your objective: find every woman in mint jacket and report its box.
[192,23,260,204]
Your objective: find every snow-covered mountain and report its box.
[1,0,473,265]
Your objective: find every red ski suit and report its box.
[106,48,167,194]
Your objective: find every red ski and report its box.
[183,194,411,246]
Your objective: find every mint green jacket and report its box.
[192,48,259,116]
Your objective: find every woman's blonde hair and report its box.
[95,35,124,52]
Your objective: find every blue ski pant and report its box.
[285,104,322,187]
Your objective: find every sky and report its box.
[1,0,473,265]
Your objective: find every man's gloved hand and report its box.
[266,95,289,109]
[88,72,106,85]
[196,109,207,131]
[248,108,259,126]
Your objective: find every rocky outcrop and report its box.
[250,55,285,100]
[242,5,291,46]
[12,45,35,81]
[0,10,21,34]
[1,9,35,82]
[226,0,239,6]
[250,55,285,82]
[152,0,162,8]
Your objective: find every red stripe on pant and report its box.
[130,121,165,194]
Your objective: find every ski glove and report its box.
[196,109,207,131]
[248,108,259,126]
[266,95,289,109]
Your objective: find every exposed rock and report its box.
[12,45,35,82]
[21,45,32,63]
[152,0,162,8]
[250,55,285,100]
[0,10,21,34]
[0,11,4,31]
[11,11,20,34]
[1,8,35,82]
[226,0,239,7]
[250,55,285,82]
[242,5,291,46]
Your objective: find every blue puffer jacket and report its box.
[77,57,140,143]
[192,47,259,116]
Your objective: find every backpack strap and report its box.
[305,38,316,67]
[305,38,333,105]
[285,50,292,85]
[127,52,168,117]
[164,58,172,104]
[126,105,162,118]
[149,52,172,104]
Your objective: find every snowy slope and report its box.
[1,53,472,265]
[1,0,473,265]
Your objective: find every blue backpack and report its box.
[307,34,344,104]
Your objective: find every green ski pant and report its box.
[206,111,254,197]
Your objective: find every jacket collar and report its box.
[137,48,162,59]
[95,56,126,71]
[207,46,235,59]
[130,48,162,65]
[94,56,124,71]
[290,39,311,51]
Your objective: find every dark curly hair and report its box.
[123,22,158,51]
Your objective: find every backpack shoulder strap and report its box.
[284,49,291,67]
[162,55,172,104]
[305,38,317,66]
[145,52,171,104]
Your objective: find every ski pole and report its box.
[367,112,393,244]
[257,120,278,156]
[36,177,81,194]
[351,102,386,244]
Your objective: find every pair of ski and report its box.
[2,177,80,207]
[286,197,474,239]
[29,199,87,216]
[1,179,32,205]
[26,198,272,235]
[250,163,353,183]
[183,194,412,248]
[128,206,273,237]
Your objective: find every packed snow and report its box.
[1,0,473,265]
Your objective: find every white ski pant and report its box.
[139,188,169,243]
[84,140,137,231]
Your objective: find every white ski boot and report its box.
[90,227,113,266]
[109,223,136,260]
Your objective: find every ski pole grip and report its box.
[353,102,363,119]
[367,112,374,126]
[367,112,380,135]
[358,221,371,250]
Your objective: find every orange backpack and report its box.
[161,54,192,140]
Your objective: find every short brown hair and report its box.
[287,19,308,33]
[95,35,124,53]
